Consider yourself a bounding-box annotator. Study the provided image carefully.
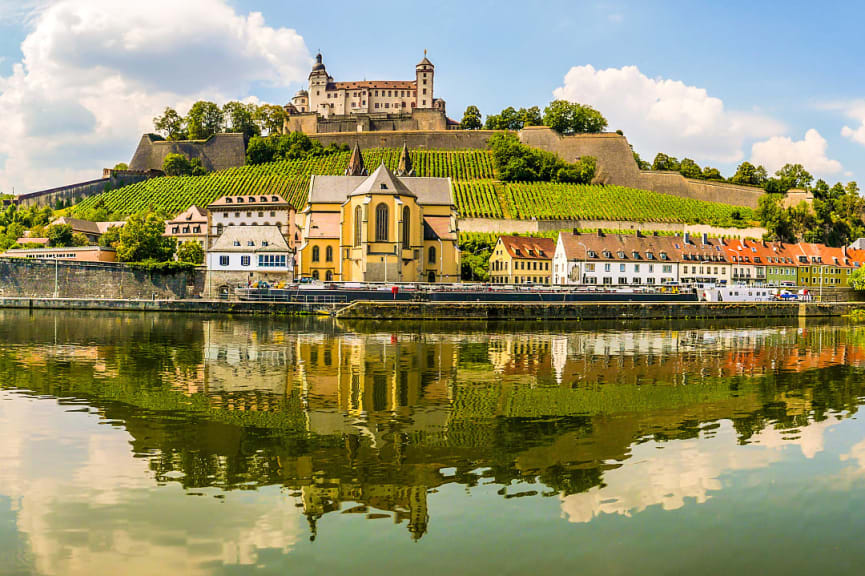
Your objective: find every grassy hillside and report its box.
[72,148,756,227]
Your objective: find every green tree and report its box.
[730,162,768,186]
[223,101,260,139]
[99,225,122,248]
[775,163,813,191]
[71,232,90,247]
[518,106,543,127]
[46,224,74,247]
[678,158,702,179]
[253,104,287,136]
[701,166,724,181]
[113,162,129,171]
[542,100,607,134]
[848,266,865,290]
[185,101,224,140]
[163,154,192,176]
[176,241,204,265]
[757,194,794,243]
[153,107,186,140]
[114,212,176,263]
[651,153,679,172]
[460,105,483,130]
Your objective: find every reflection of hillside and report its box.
[3,311,865,541]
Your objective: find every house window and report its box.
[326,246,333,262]
[402,206,411,246]
[312,245,320,262]
[258,254,286,268]
[375,203,389,241]
[355,205,363,245]
[241,256,250,267]
[219,256,229,266]
[428,246,436,264]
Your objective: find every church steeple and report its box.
[396,143,415,176]
[345,142,367,176]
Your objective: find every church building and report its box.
[296,144,460,283]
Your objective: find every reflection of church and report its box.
[296,144,460,283]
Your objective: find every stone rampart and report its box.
[128,133,247,172]
[310,129,500,150]
[0,258,204,300]
[15,170,153,208]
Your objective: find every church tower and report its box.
[415,51,434,109]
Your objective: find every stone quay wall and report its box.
[0,258,204,300]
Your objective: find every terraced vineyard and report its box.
[72,147,755,229]
[504,182,754,225]
[73,149,496,217]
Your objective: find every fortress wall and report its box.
[128,133,247,172]
[16,171,151,208]
[458,217,766,239]
[310,129,501,150]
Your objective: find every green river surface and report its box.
[2,310,865,575]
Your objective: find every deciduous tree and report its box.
[185,101,224,140]
[460,105,482,130]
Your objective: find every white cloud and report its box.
[553,65,785,164]
[750,129,843,176]
[839,101,865,146]
[0,0,310,193]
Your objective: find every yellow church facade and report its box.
[297,147,460,283]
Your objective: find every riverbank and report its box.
[0,297,861,320]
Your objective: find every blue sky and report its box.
[0,0,863,193]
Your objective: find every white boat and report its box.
[701,286,777,302]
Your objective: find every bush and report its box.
[487,133,596,184]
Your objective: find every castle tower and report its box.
[396,143,415,176]
[345,142,368,176]
[415,50,434,109]
[308,53,330,117]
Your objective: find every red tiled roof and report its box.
[330,81,416,91]
[498,236,555,260]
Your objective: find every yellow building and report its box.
[488,235,555,284]
[297,145,460,283]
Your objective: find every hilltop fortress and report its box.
[284,52,454,134]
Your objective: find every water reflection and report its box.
[2,311,865,573]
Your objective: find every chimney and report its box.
[653,231,659,237]
[636,230,644,238]
[597,230,604,237]
[720,237,727,246]
[572,228,579,235]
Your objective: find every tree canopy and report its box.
[109,212,176,263]
[246,132,347,165]
[542,100,607,134]
[177,241,204,265]
[460,106,483,130]
[162,154,207,177]
[154,101,287,141]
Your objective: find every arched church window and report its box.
[402,206,410,246]
[312,246,320,262]
[326,246,333,262]
[375,203,389,242]
[354,206,363,246]
[428,246,436,264]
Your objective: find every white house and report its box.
[553,232,679,286]
[206,226,294,288]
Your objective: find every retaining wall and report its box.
[15,171,153,208]
[458,218,767,239]
[129,133,247,172]
[0,258,205,300]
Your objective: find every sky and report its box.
[0,0,864,194]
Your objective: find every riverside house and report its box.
[489,236,555,284]
[552,232,679,286]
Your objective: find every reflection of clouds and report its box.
[0,391,301,575]
[560,418,844,524]
[840,437,865,470]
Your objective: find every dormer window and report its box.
[237,197,244,204]
[247,241,254,246]
[528,249,535,256]
[632,251,641,259]
[646,252,654,260]
[225,197,233,204]
[617,251,626,259]
[249,197,256,203]
[660,252,668,260]
[588,250,597,258]
[262,241,269,247]
[380,184,387,190]
[260,196,267,202]
[514,249,521,256]
[233,240,240,247]
[603,250,612,258]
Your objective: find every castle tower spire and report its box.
[345,142,367,176]
[396,142,415,176]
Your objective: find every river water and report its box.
[1,310,865,575]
